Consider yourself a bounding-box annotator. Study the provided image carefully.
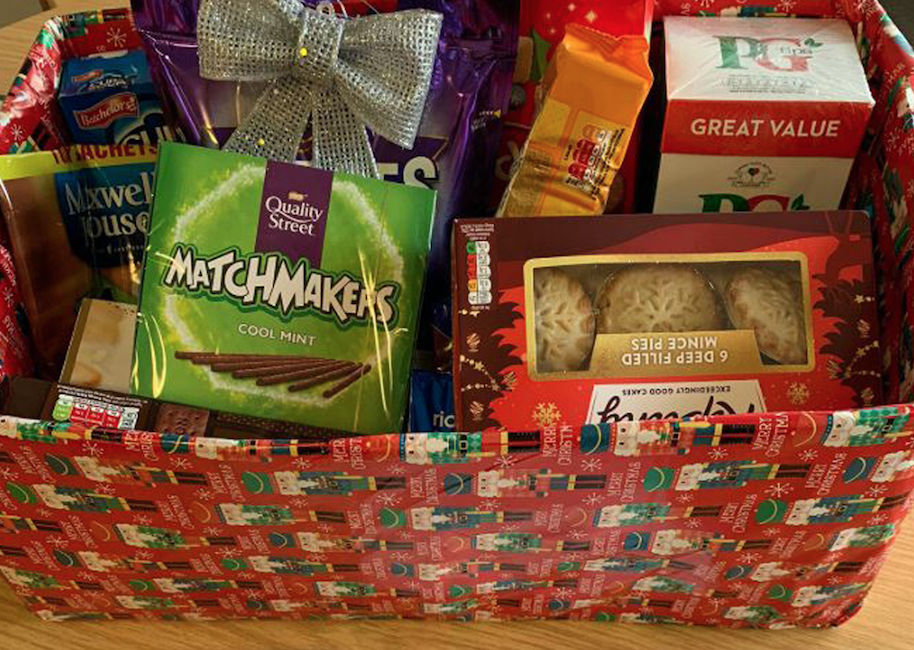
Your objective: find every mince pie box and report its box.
[58,50,175,146]
[132,143,436,435]
[452,211,881,432]
[654,17,873,214]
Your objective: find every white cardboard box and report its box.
[60,299,136,394]
[655,17,873,214]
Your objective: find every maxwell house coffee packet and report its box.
[0,145,156,378]
[58,50,177,146]
[655,18,874,214]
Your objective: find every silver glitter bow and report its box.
[197,0,443,177]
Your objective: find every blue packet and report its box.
[409,370,455,432]
[58,51,176,146]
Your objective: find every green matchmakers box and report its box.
[132,143,436,434]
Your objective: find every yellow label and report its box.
[530,97,572,148]
[591,330,768,377]
[0,145,158,181]
[497,101,568,217]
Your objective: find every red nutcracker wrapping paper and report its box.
[0,0,914,628]
[0,411,912,625]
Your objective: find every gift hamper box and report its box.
[0,0,912,629]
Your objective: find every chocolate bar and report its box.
[0,377,357,441]
[174,352,371,396]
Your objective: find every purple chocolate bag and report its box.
[131,0,519,357]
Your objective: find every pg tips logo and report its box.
[729,162,776,189]
[716,35,824,72]
[702,163,810,212]
[700,193,811,213]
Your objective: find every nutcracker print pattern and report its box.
[0,408,912,626]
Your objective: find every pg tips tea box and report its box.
[132,144,435,434]
[654,17,873,214]
[452,212,881,433]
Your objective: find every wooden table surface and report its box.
[1,1,914,648]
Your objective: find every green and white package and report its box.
[132,143,436,434]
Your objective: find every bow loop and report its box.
[292,10,343,85]
[334,11,443,149]
[198,0,303,81]
[197,0,443,176]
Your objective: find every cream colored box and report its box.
[60,299,136,393]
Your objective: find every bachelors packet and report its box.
[132,143,436,434]
[58,50,177,146]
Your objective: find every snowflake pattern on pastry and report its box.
[533,268,595,372]
[725,267,808,365]
[596,264,723,334]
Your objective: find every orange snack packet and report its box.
[497,25,653,217]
